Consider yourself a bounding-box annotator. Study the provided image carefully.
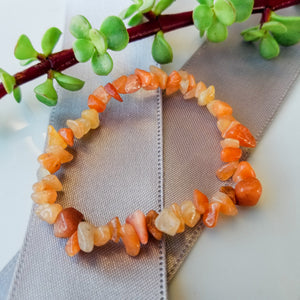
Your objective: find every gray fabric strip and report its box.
[164,8,300,281]
[2,5,300,299]
[5,1,167,299]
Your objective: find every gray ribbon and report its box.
[2,4,300,300]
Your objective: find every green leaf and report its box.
[193,5,213,31]
[128,13,144,27]
[214,0,236,26]
[13,87,21,103]
[241,26,263,42]
[0,68,16,94]
[206,17,228,42]
[259,33,280,59]
[119,4,141,19]
[34,79,58,106]
[89,29,107,55]
[197,0,213,7]
[19,58,37,66]
[152,31,173,64]
[270,13,300,46]
[53,71,85,91]
[262,21,287,34]
[153,0,175,16]
[91,52,113,75]
[69,15,92,39]
[14,35,38,60]
[73,39,94,62]
[230,0,254,22]
[41,27,62,56]
[100,16,129,51]
[139,0,155,13]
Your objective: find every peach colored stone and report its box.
[170,203,185,233]
[35,203,63,224]
[211,191,238,216]
[126,210,149,245]
[193,189,209,214]
[94,225,111,246]
[180,200,201,227]
[154,208,180,236]
[120,223,141,257]
[233,161,256,183]
[81,109,100,129]
[77,222,95,253]
[216,161,239,181]
[46,145,73,164]
[145,210,163,240]
[31,190,57,204]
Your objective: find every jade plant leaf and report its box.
[69,15,92,39]
[214,0,236,26]
[152,31,173,64]
[89,29,107,55]
[53,71,85,91]
[206,17,228,42]
[14,35,38,60]
[139,0,155,13]
[262,21,287,34]
[270,13,300,46]
[197,0,213,7]
[193,4,213,31]
[13,87,22,103]
[153,0,175,16]
[19,58,37,66]
[91,52,113,75]
[73,39,94,62]
[0,68,16,94]
[41,27,62,56]
[259,32,280,59]
[128,13,144,26]
[230,0,253,22]
[241,26,263,42]
[100,16,129,51]
[34,79,58,106]
[119,3,141,19]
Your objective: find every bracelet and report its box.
[32,66,262,257]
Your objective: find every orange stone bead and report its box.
[217,116,237,135]
[166,70,181,95]
[104,82,123,102]
[216,161,239,181]
[170,203,185,233]
[187,74,196,92]
[66,118,90,139]
[65,231,80,257]
[33,174,63,192]
[120,223,141,257]
[77,222,95,253]
[223,123,256,148]
[220,138,240,149]
[207,100,232,117]
[87,94,107,113]
[178,70,189,94]
[38,153,61,174]
[92,85,111,104]
[81,109,100,129]
[233,161,256,183]
[135,68,152,87]
[47,125,67,149]
[180,200,201,228]
[31,190,57,204]
[54,207,84,238]
[211,191,238,216]
[154,208,180,236]
[235,177,262,206]
[126,210,149,245]
[94,225,111,246]
[58,128,74,147]
[203,202,221,228]
[193,189,209,214]
[112,75,127,94]
[107,216,121,243]
[125,74,141,93]
[35,203,63,224]
[149,65,168,89]
[194,81,207,98]
[46,145,73,164]
[219,186,236,204]
[221,147,242,163]
[145,210,163,240]
[197,85,215,106]
[143,72,160,90]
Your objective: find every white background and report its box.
[0,1,299,299]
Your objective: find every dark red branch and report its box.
[1,0,300,100]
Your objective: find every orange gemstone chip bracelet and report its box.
[33,66,262,257]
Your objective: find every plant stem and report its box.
[0,0,299,100]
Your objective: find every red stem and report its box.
[1,0,300,100]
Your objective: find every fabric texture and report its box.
[1,4,300,300]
